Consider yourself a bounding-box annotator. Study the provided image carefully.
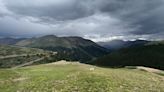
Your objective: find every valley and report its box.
[0,0,164,91]
[0,35,164,92]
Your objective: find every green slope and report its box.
[0,45,45,56]
[16,35,109,62]
[0,45,53,68]
[93,44,164,70]
[0,62,163,92]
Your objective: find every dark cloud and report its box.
[94,0,164,35]
[0,0,164,41]
[4,0,94,21]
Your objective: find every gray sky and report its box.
[0,0,164,42]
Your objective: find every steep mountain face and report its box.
[97,40,149,50]
[93,42,164,70]
[16,35,109,62]
[0,37,25,45]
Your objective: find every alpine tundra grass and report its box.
[0,62,163,92]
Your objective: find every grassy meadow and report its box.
[0,62,163,92]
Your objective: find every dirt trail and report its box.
[46,60,80,65]
[0,53,42,59]
[137,66,162,73]
[12,57,45,69]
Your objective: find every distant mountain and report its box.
[93,42,164,70]
[97,40,150,50]
[16,35,109,62]
[97,40,127,50]
[0,37,26,45]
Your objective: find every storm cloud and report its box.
[0,0,164,41]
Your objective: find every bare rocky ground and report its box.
[46,60,80,65]
[137,66,162,73]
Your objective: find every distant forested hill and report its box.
[93,43,164,70]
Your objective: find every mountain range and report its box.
[0,37,26,45]
[14,35,109,62]
[0,35,164,70]
[97,40,150,50]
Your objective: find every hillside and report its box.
[0,45,54,68]
[93,44,164,70]
[0,45,45,56]
[0,62,163,92]
[16,35,109,62]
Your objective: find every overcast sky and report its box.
[0,0,164,42]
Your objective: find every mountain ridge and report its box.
[93,42,164,70]
[0,37,26,45]
[97,40,151,50]
[15,35,109,62]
